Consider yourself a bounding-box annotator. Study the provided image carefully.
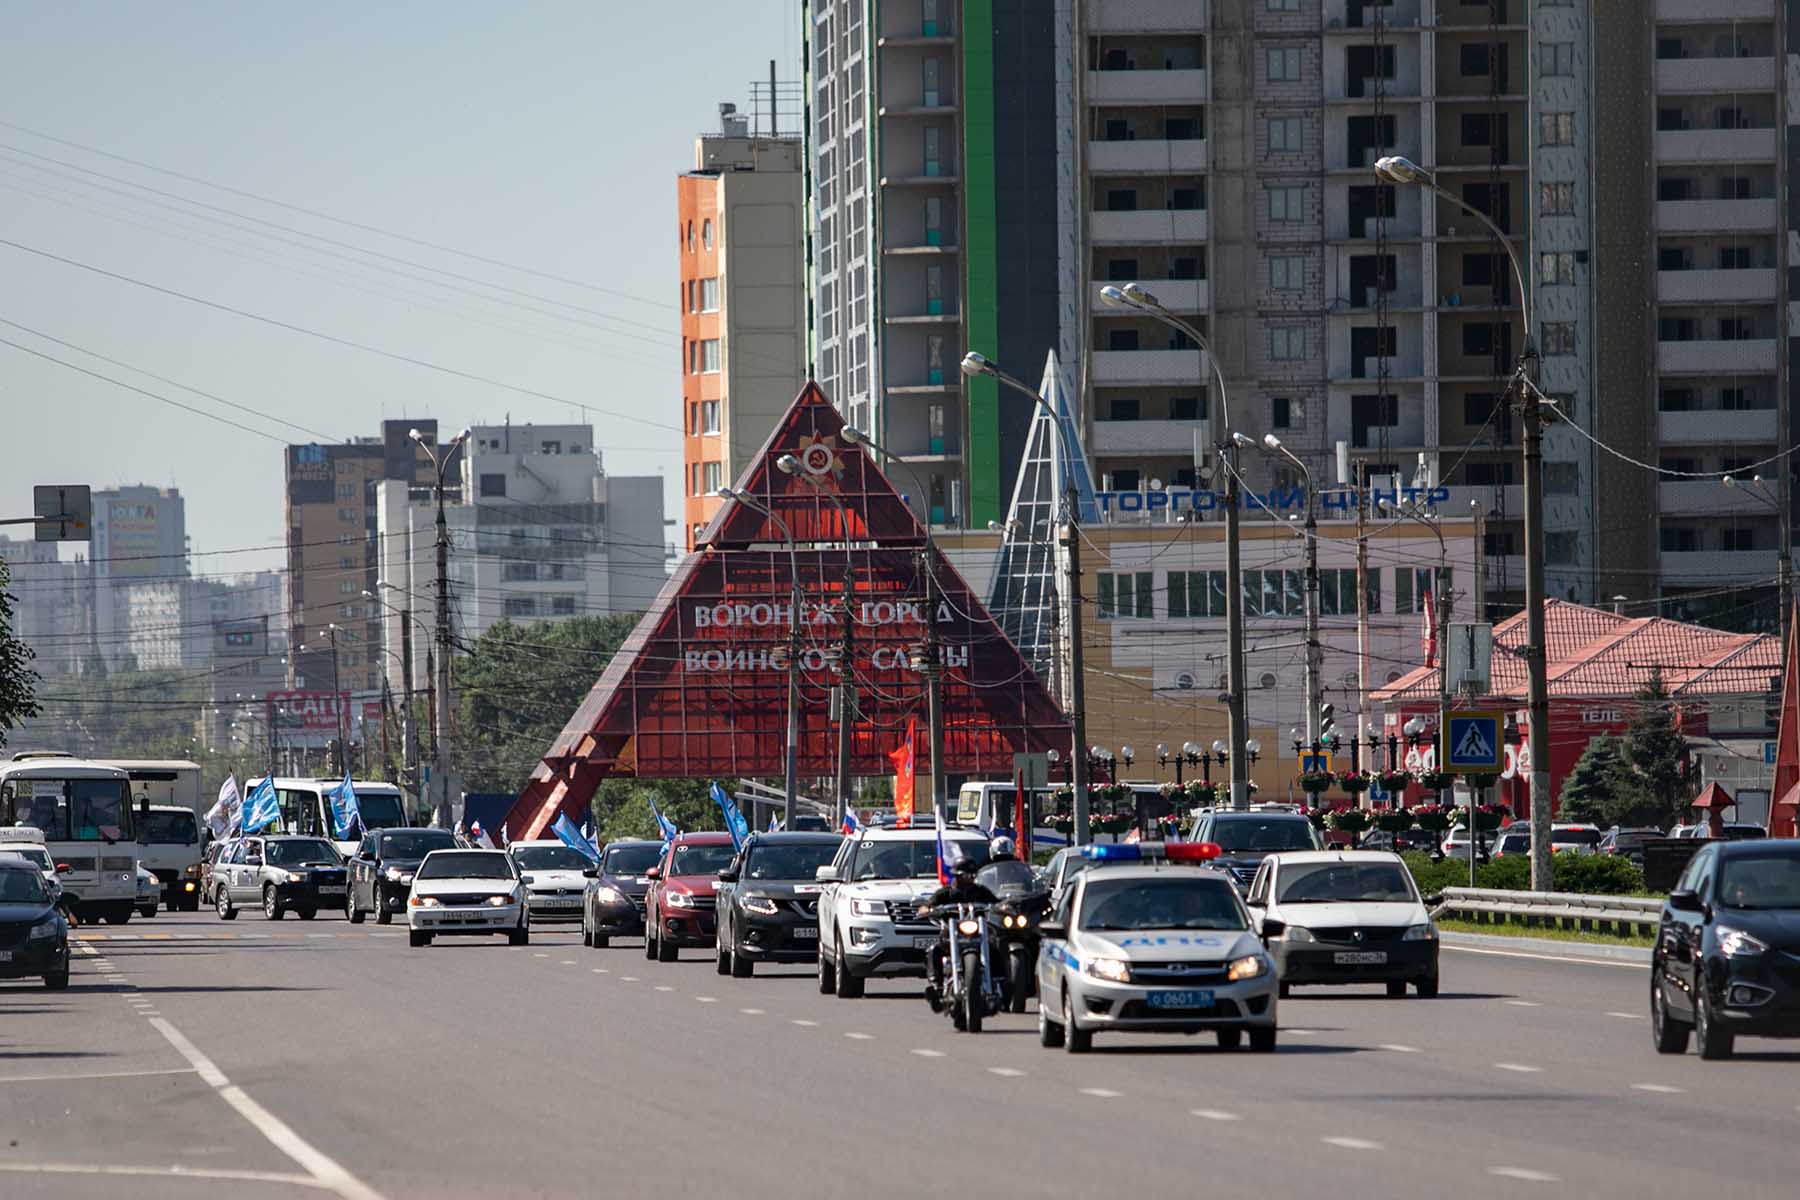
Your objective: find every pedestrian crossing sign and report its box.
[1443,711,1503,774]
[1299,753,1331,775]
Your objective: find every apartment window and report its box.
[337,482,357,500]
[1106,188,1139,212]
[1538,112,1573,147]
[701,400,721,433]
[1097,572,1153,619]
[689,464,702,496]
[1106,258,1139,281]
[479,473,507,498]
[1723,527,1760,552]
[1546,462,1580,495]
[1107,397,1140,421]
[501,562,535,582]
[1657,177,1695,201]
[685,221,694,251]
[1467,461,1516,486]
[699,278,720,311]
[1460,113,1498,147]
[1267,47,1301,82]
[1545,532,1578,565]
[687,340,697,374]
[1268,115,1302,152]
[1270,254,1304,290]
[1108,329,1140,351]
[1271,396,1292,429]
[1269,185,1305,222]
[1267,0,1298,9]
[1269,327,1305,361]
[701,219,714,250]
[1539,252,1574,286]
[339,581,355,595]
[1542,322,1576,356]
[503,597,536,617]
[1660,456,1700,477]
[1540,42,1573,77]
[1165,117,1202,140]
[1660,527,1699,553]
[700,339,721,372]
[1539,181,1574,215]
[1718,246,1751,270]
[1169,186,1202,210]
[703,461,723,492]
[1462,394,1501,427]
[1659,388,1697,412]
[550,596,577,616]
[1170,255,1202,280]
[1719,317,1757,341]
[1459,44,1495,76]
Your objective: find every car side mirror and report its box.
[717,868,739,883]
[1668,889,1705,914]
[582,867,598,878]
[644,866,661,880]
[1038,919,1066,938]
[1422,893,1445,907]
[1260,918,1286,939]
[521,874,537,885]
[814,865,839,882]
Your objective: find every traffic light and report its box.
[1318,702,1337,744]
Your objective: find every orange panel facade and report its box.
[677,174,724,550]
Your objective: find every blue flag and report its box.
[768,813,779,832]
[648,795,680,843]
[710,782,750,851]
[552,812,600,862]
[242,777,280,834]
[328,772,361,840]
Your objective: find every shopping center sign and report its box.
[1095,484,1453,517]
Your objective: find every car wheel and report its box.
[298,908,317,921]
[1695,978,1734,1060]
[644,921,658,960]
[263,887,284,921]
[347,890,364,924]
[103,909,130,925]
[375,894,392,926]
[1249,1026,1278,1053]
[1415,974,1439,998]
[656,929,678,962]
[817,936,837,994]
[715,941,732,975]
[509,919,529,947]
[835,945,863,999]
[731,949,753,978]
[216,887,236,920]
[1386,980,1407,998]
[1278,981,1292,1000]
[593,934,609,949]
[43,969,69,990]
[581,920,593,948]
[1038,991,1065,1048]
[139,904,157,919]
[409,930,431,948]
[1651,969,1692,1055]
[1061,987,1091,1054]
[1216,1028,1243,1050]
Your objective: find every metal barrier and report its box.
[1432,887,1663,937]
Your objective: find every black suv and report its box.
[714,832,843,977]
[345,828,461,925]
[581,838,661,947]
[1188,810,1323,891]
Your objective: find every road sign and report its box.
[31,485,92,542]
[1446,622,1492,695]
[1367,779,1390,804]
[1014,752,1049,791]
[1443,710,1503,775]
[1299,752,1332,775]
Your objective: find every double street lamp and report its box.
[409,425,471,829]
[1722,474,1793,635]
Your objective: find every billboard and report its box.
[101,496,171,580]
[268,691,383,749]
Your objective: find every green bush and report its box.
[1400,848,1646,896]
[1552,852,1645,895]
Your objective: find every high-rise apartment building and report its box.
[679,103,809,548]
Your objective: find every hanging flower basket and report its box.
[1410,804,1453,833]
[1452,803,1506,832]
[1049,813,1074,836]
[1099,783,1133,806]
[1306,807,1329,830]
[1091,814,1133,837]
[1375,810,1414,834]
[1337,771,1372,795]
[1416,770,1454,792]
[1050,786,1075,809]
[1184,781,1218,807]
[1377,769,1413,793]
[1329,808,1371,834]
[1158,781,1185,800]
[1299,771,1335,795]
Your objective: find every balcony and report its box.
[1659,479,1773,517]
[1655,0,1774,21]
[1657,408,1779,444]
[1659,549,1779,584]
[1090,279,1208,313]
[1085,0,1206,32]
[1091,348,1208,385]
[1086,138,1209,174]
[1656,128,1777,163]
[1086,68,1207,105]
[1656,268,1777,304]
[1091,419,1208,457]
[1324,0,1423,29]
[1655,56,1776,94]
[1656,339,1779,374]
[1656,198,1777,232]
[1088,209,1208,245]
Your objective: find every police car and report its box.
[1036,841,1277,1053]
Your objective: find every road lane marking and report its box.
[655,985,674,992]
[1488,1167,1559,1183]
[1321,1137,1383,1151]
[791,1020,819,1027]
[305,934,336,939]
[696,996,718,1003]
[0,1163,327,1188]
[1080,1088,1122,1098]
[910,1048,944,1057]
[146,1016,383,1200]
[1607,1011,1645,1020]
[0,1066,198,1084]
[1493,1062,1541,1073]
[845,1032,874,1040]
[1191,1109,1241,1122]
[1379,1044,1421,1053]
[592,968,608,974]
[1504,1000,1542,1008]
[1632,1083,1684,1094]
[988,1067,1026,1077]
[1287,1028,1318,1036]
[532,953,549,958]
[1444,944,1646,970]
[561,960,577,965]
[620,976,639,982]
[740,1008,764,1015]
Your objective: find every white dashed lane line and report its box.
[619,976,639,982]
[1321,1137,1383,1151]
[1504,1000,1542,1008]
[1607,1011,1645,1020]
[739,1008,764,1015]
[654,986,674,993]
[987,1067,1026,1078]
[910,1048,944,1058]
[1493,1062,1542,1073]
[1379,1044,1420,1053]
[844,1032,874,1040]
[791,1019,818,1028]
[1079,1088,1122,1099]
[1489,1167,1559,1183]
[1632,1083,1684,1094]
[695,996,718,1003]
[1191,1109,1241,1122]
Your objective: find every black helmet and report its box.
[949,844,980,877]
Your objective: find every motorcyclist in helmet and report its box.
[921,844,999,1007]
[988,834,1017,862]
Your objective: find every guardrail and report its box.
[1432,887,1663,937]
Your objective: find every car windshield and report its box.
[1080,878,1245,931]
[743,842,840,880]
[1057,854,1091,887]
[1553,828,1602,846]
[267,840,340,866]
[1277,862,1416,904]
[1716,852,1800,909]
[975,860,1039,892]
[1724,825,1768,840]
[377,831,456,859]
[1206,817,1316,853]
[0,868,48,904]
[512,845,593,871]
[11,847,51,870]
[355,792,407,829]
[852,838,987,880]
[602,844,661,875]
[669,843,736,877]
[141,810,198,844]
[417,851,515,881]
[1497,832,1529,848]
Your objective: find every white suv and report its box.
[815,825,989,999]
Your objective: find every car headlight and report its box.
[1283,926,1316,943]
[1718,927,1768,958]
[486,895,510,907]
[385,866,407,881]
[666,892,696,909]
[1402,923,1437,942]
[741,895,779,915]
[27,918,58,941]
[410,895,440,908]
[849,897,887,917]
[1084,957,1131,983]
[593,885,624,904]
[1226,954,1267,982]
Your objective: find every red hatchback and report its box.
[643,832,736,962]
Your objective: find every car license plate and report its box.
[542,897,579,907]
[1334,951,1388,965]
[0,950,11,962]
[912,936,938,950]
[1148,989,1213,1009]
[450,912,484,923]
[319,886,344,895]
[793,927,818,939]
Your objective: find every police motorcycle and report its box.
[979,857,1052,1013]
[929,901,1005,1032]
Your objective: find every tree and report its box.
[0,560,41,748]
[1622,670,1693,829]
[1556,736,1645,827]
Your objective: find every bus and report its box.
[101,760,203,814]
[246,777,416,857]
[0,752,139,923]
[956,780,1178,852]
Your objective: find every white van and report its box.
[247,777,415,858]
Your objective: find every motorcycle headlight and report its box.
[1084,957,1131,983]
[956,918,981,936]
[666,892,696,909]
[849,897,887,917]
[1226,954,1267,982]
[1283,926,1316,943]
[593,886,624,904]
[1401,923,1437,942]
[741,895,780,915]
[28,918,58,941]
[1718,927,1768,958]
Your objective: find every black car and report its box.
[714,832,843,977]
[345,828,462,925]
[1598,826,1665,868]
[1189,811,1324,891]
[1359,828,1441,854]
[1652,840,1800,1059]
[581,838,661,947]
[0,859,70,989]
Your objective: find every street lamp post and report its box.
[1262,434,1323,748]
[1722,474,1793,637]
[410,425,471,829]
[364,584,417,793]
[1096,286,1250,811]
[958,352,1095,840]
[718,487,803,829]
[1374,154,1551,890]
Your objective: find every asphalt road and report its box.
[3,911,1798,1199]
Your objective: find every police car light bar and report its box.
[1078,841,1223,863]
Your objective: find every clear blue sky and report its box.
[0,0,800,572]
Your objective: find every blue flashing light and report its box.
[1078,843,1143,862]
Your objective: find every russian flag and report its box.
[934,808,951,887]
[841,807,862,837]
[468,820,496,850]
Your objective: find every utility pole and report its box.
[1354,461,1371,787]
[411,425,469,830]
[919,546,947,822]
[1302,482,1322,746]
[1062,506,1091,841]
[1223,441,1249,811]
[1522,367,1553,892]
[832,568,855,831]
[784,567,802,830]
[399,602,417,793]
[326,624,345,776]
